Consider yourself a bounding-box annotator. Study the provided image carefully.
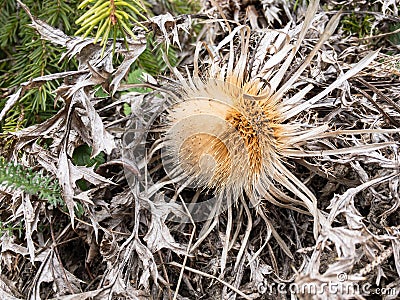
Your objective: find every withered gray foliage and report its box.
[0,0,400,300]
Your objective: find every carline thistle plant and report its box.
[158,0,393,237]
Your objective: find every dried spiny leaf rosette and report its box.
[158,0,395,239]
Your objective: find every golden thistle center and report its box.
[225,108,263,175]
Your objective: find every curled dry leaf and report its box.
[28,249,84,299]
[0,275,22,300]
[150,13,182,50]
[142,194,186,254]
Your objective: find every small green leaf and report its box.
[126,68,152,93]
[72,144,106,168]
[123,103,132,116]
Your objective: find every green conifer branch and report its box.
[0,0,80,131]
[75,0,148,47]
[0,157,63,206]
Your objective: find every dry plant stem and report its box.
[220,196,233,276]
[55,237,81,247]
[293,158,359,187]
[324,10,400,22]
[169,262,252,300]
[284,142,394,157]
[105,116,131,128]
[356,77,400,114]
[352,85,400,126]
[256,208,293,258]
[190,218,218,252]
[359,26,400,40]
[49,217,75,294]
[288,210,302,249]
[247,236,269,267]
[228,205,243,251]
[233,195,252,272]
[312,128,400,138]
[60,208,119,236]
[189,194,225,252]
[173,197,196,300]
[181,274,196,296]
[209,0,232,32]
[230,261,246,300]
[157,251,173,299]
[355,247,393,277]
[268,243,279,276]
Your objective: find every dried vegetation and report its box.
[0,0,400,299]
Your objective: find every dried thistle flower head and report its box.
[164,77,288,198]
[160,0,381,235]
